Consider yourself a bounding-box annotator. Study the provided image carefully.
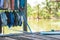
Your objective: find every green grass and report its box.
[27,19,60,32]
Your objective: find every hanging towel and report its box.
[18,0,19,9]
[8,12,14,28]
[19,0,25,9]
[13,11,18,26]
[8,0,11,9]
[14,0,18,10]
[11,0,14,10]
[0,0,4,9]
[5,11,14,28]
[4,0,7,9]
[19,16,22,26]
[4,0,8,9]
[1,12,7,26]
[18,11,23,26]
[5,11,10,24]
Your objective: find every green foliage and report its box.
[57,12,60,18]
[27,3,33,17]
[27,0,60,19]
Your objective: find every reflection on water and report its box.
[28,18,60,32]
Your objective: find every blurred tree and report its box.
[27,3,33,17]
[27,0,60,19]
[42,0,60,19]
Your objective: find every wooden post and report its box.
[0,14,2,33]
[23,0,27,31]
[0,26,2,33]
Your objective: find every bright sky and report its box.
[27,0,46,7]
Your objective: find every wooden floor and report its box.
[0,33,60,40]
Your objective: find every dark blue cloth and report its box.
[8,12,14,28]
[5,11,14,28]
[13,11,18,26]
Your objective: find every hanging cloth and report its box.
[8,0,11,9]
[13,11,22,26]
[14,0,18,10]
[19,16,22,26]
[0,0,4,9]
[4,0,8,9]
[13,11,18,26]
[1,12,7,26]
[19,0,25,9]
[5,11,14,28]
[5,11,10,25]
[8,12,14,28]
[18,11,22,26]
[18,0,19,9]
[14,11,21,26]
[16,12,21,26]
[11,0,14,10]
[19,0,25,26]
